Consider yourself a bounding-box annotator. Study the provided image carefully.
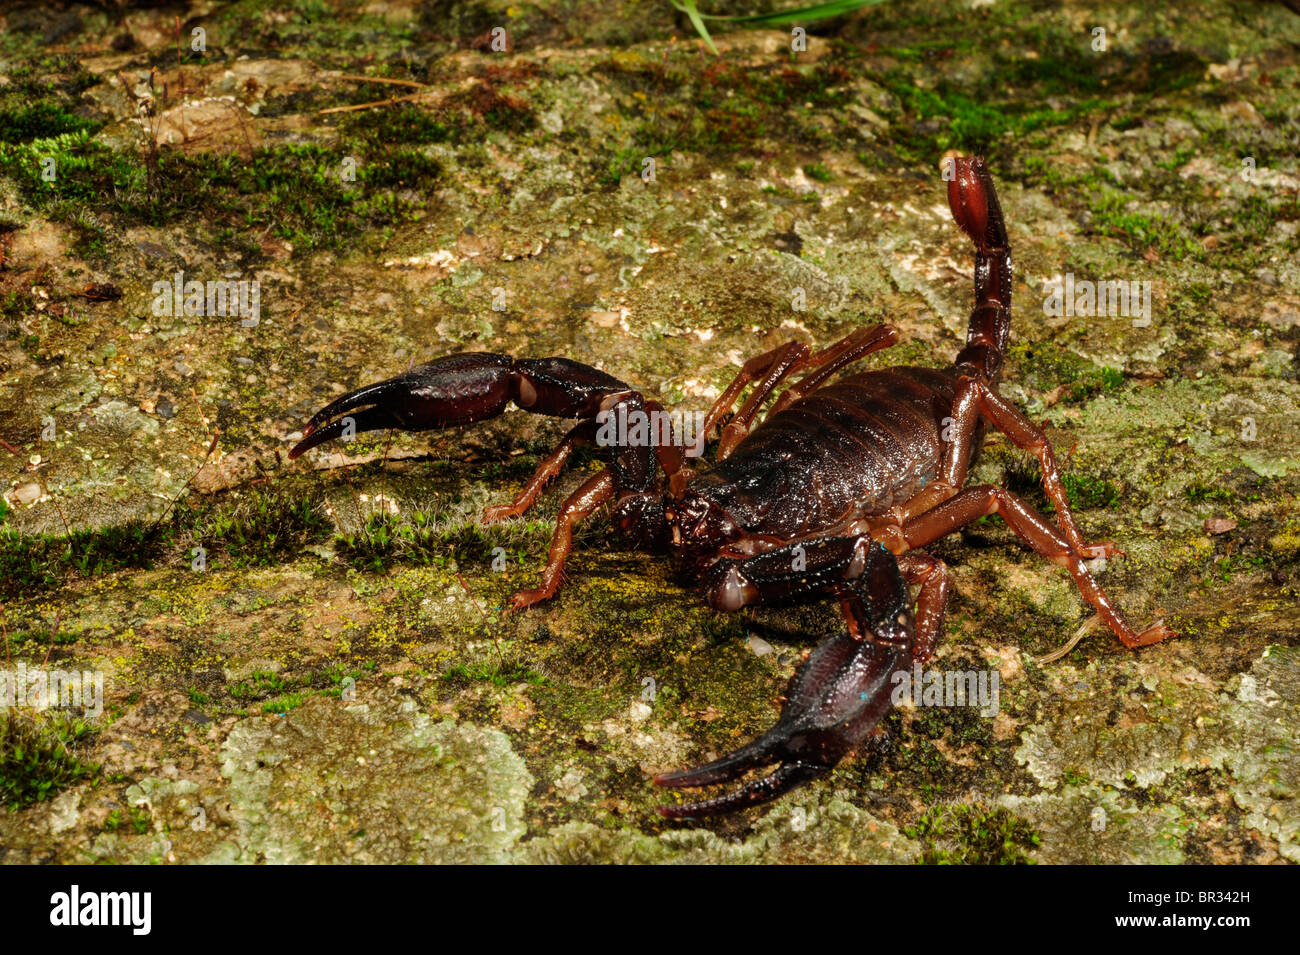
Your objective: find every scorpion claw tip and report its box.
[654,762,831,819]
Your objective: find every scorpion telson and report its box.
[289,155,1175,818]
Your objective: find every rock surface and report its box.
[0,0,1296,863]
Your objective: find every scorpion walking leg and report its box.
[656,535,914,817]
[967,384,1117,557]
[900,486,1174,649]
[509,469,613,611]
[904,377,1116,558]
[482,420,598,524]
[897,552,949,662]
[713,342,811,459]
[700,341,808,446]
[713,326,901,459]
[768,324,899,417]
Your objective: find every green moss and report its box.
[1062,767,1091,786]
[905,803,1040,865]
[1009,343,1126,405]
[596,59,856,182]
[102,804,151,835]
[130,805,151,835]
[0,54,98,99]
[0,102,101,144]
[1087,185,1198,260]
[262,692,309,714]
[341,104,456,147]
[5,624,81,648]
[442,661,551,688]
[0,118,438,261]
[1062,473,1121,511]
[190,490,331,568]
[229,670,291,702]
[803,162,833,182]
[883,73,1113,163]
[0,713,98,809]
[1185,482,1236,506]
[0,485,336,597]
[336,510,546,572]
[0,520,171,599]
[186,688,211,706]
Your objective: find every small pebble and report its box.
[12,483,41,505]
[1204,517,1237,535]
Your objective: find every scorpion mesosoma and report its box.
[288,156,1175,817]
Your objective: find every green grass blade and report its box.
[699,0,892,25]
[670,0,721,54]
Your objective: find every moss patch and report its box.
[905,803,1041,865]
[0,714,97,809]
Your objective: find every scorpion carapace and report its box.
[289,156,1175,818]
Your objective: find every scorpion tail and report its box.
[946,154,1012,382]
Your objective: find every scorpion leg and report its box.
[900,486,1174,649]
[897,552,949,662]
[508,469,613,611]
[707,325,900,460]
[713,342,811,459]
[767,324,899,417]
[966,383,1118,558]
[656,535,915,817]
[904,376,1116,559]
[481,420,597,524]
[700,342,805,445]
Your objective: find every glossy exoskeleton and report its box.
[289,156,1174,817]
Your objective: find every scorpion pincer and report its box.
[288,155,1175,818]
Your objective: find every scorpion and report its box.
[288,156,1175,817]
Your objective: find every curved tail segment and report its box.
[947,155,1012,383]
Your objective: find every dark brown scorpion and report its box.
[288,156,1175,817]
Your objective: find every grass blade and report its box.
[700,0,892,26]
[670,0,721,55]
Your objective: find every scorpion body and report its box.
[289,157,1174,817]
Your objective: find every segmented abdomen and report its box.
[693,367,961,538]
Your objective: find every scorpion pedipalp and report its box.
[655,626,907,818]
[656,539,914,818]
[289,353,518,459]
